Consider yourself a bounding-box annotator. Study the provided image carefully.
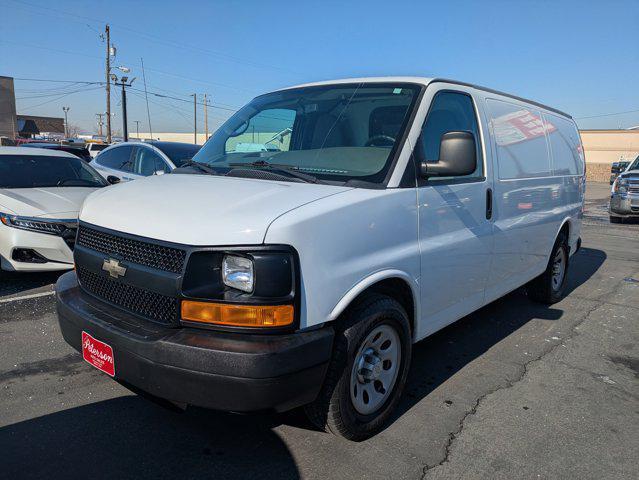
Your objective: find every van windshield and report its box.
[191,83,421,184]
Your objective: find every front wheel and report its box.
[305,294,412,441]
[527,232,569,304]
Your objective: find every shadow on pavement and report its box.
[0,248,607,472]
[0,270,64,297]
[394,246,606,420]
[1,396,301,479]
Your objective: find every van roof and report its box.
[278,76,572,119]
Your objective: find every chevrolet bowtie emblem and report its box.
[102,258,127,278]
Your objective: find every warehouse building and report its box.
[580,130,639,181]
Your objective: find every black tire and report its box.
[527,232,569,304]
[305,293,412,441]
[610,216,622,224]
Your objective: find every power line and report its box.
[575,109,639,120]
[18,86,104,110]
[16,83,104,99]
[7,0,298,74]
[13,78,102,84]
[13,76,243,111]
[3,39,258,94]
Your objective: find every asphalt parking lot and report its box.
[1,182,637,480]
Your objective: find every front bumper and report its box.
[610,193,639,218]
[55,272,334,412]
[0,223,74,271]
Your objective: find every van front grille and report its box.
[77,266,179,325]
[76,225,186,273]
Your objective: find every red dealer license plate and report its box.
[82,331,115,377]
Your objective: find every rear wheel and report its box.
[527,232,569,304]
[305,293,411,441]
[610,216,623,224]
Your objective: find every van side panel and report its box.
[264,188,420,332]
[483,97,583,303]
[543,113,585,254]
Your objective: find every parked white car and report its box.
[56,77,585,440]
[86,143,109,159]
[0,147,107,272]
[90,141,201,182]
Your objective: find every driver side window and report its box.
[225,109,296,154]
[420,91,483,180]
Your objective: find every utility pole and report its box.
[62,106,70,138]
[203,93,209,140]
[105,24,112,144]
[96,113,105,137]
[191,93,197,144]
[141,57,153,139]
[114,76,135,142]
[134,120,140,139]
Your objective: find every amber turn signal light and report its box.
[181,300,294,327]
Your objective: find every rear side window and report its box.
[133,147,169,176]
[544,114,583,175]
[96,145,134,172]
[486,99,551,180]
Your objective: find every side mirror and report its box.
[106,175,121,185]
[153,170,165,176]
[420,131,477,178]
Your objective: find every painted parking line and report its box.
[0,291,55,304]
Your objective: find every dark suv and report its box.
[20,143,92,162]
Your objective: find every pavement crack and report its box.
[420,300,603,479]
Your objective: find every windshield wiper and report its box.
[228,160,320,184]
[177,160,219,175]
[56,179,101,187]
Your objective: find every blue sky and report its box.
[1,0,638,134]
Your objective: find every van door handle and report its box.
[486,188,493,220]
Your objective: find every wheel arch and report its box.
[327,270,419,338]
[555,217,572,250]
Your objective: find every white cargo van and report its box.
[56,77,585,440]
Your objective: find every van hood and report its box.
[0,187,100,218]
[80,174,352,245]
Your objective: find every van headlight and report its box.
[222,254,254,292]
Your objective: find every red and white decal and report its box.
[82,331,115,377]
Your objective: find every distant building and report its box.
[0,76,17,138]
[0,75,64,139]
[580,130,639,181]
[16,115,64,137]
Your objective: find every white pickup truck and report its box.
[56,77,585,440]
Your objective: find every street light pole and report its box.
[191,93,197,144]
[105,24,112,144]
[204,93,209,140]
[121,82,128,141]
[113,75,135,142]
[134,120,140,139]
[96,113,105,137]
[62,106,70,138]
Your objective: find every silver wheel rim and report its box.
[551,247,566,291]
[350,324,401,415]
